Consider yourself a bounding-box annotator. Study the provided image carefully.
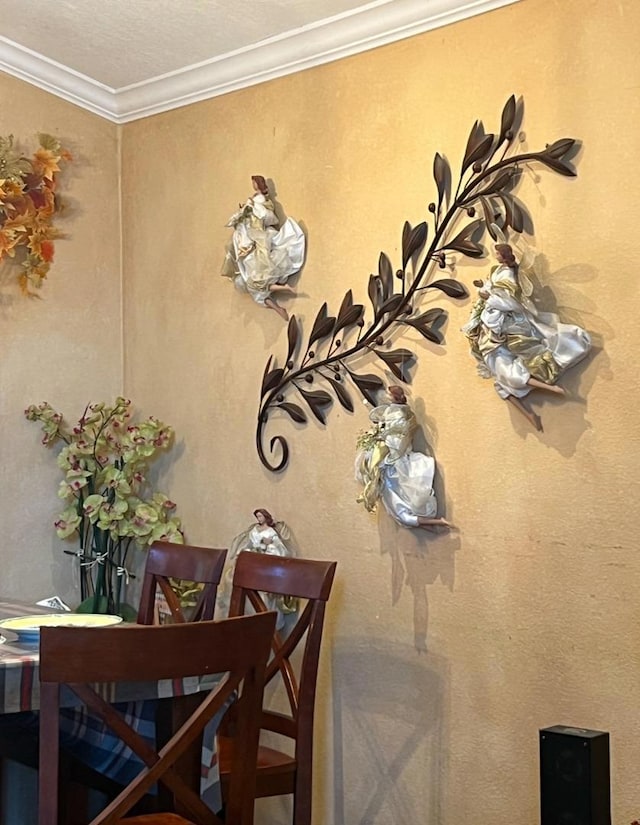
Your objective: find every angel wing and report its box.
[275,520,291,542]
[229,525,253,561]
[518,268,535,299]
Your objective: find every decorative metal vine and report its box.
[256,96,578,471]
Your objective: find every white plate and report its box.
[0,613,123,643]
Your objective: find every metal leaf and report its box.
[298,387,332,424]
[374,348,414,382]
[445,239,484,258]
[402,222,428,269]
[480,197,499,240]
[444,219,484,257]
[286,316,299,363]
[368,274,382,312]
[462,121,494,173]
[433,153,449,209]
[333,290,363,334]
[546,138,576,159]
[278,402,307,423]
[378,253,394,300]
[426,279,469,298]
[498,95,516,143]
[379,294,405,316]
[309,302,328,344]
[405,317,442,344]
[510,198,525,233]
[335,304,364,333]
[262,367,284,395]
[537,154,577,177]
[474,169,514,199]
[402,222,412,264]
[452,220,482,242]
[260,355,274,396]
[498,194,525,233]
[413,308,445,324]
[327,376,354,412]
[349,371,385,406]
[308,303,336,346]
[336,289,353,320]
[499,193,514,229]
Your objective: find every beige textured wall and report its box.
[0,74,122,605]
[122,0,640,822]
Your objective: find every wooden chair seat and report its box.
[219,736,296,797]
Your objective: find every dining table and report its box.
[0,597,223,816]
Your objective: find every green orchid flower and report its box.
[26,398,183,617]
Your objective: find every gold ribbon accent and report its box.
[357,440,389,512]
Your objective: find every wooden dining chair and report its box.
[137,541,228,625]
[59,541,228,814]
[217,553,337,825]
[38,611,276,825]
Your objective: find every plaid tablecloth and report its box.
[0,599,222,809]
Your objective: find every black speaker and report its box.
[540,725,611,825]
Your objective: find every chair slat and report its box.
[137,542,227,626]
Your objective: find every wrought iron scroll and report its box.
[256,96,578,471]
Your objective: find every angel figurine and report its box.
[221,175,305,320]
[221,508,297,625]
[462,243,591,431]
[355,385,450,530]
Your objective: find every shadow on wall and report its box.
[332,636,449,825]
[378,512,458,652]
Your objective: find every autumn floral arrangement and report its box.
[25,398,183,619]
[0,133,71,294]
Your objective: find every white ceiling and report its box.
[0,0,519,123]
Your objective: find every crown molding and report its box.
[0,0,521,124]
[0,36,117,121]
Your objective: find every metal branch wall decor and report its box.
[256,96,579,472]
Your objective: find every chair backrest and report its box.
[228,554,337,759]
[137,541,228,625]
[38,612,276,825]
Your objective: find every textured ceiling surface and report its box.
[0,0,376,88]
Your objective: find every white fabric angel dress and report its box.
[221,175,305,320]
[220,508,297,627]
[462,244,591,429]
[355,386,450,530]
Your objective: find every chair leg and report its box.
[293,790,312,825]
[60,785,91,825]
